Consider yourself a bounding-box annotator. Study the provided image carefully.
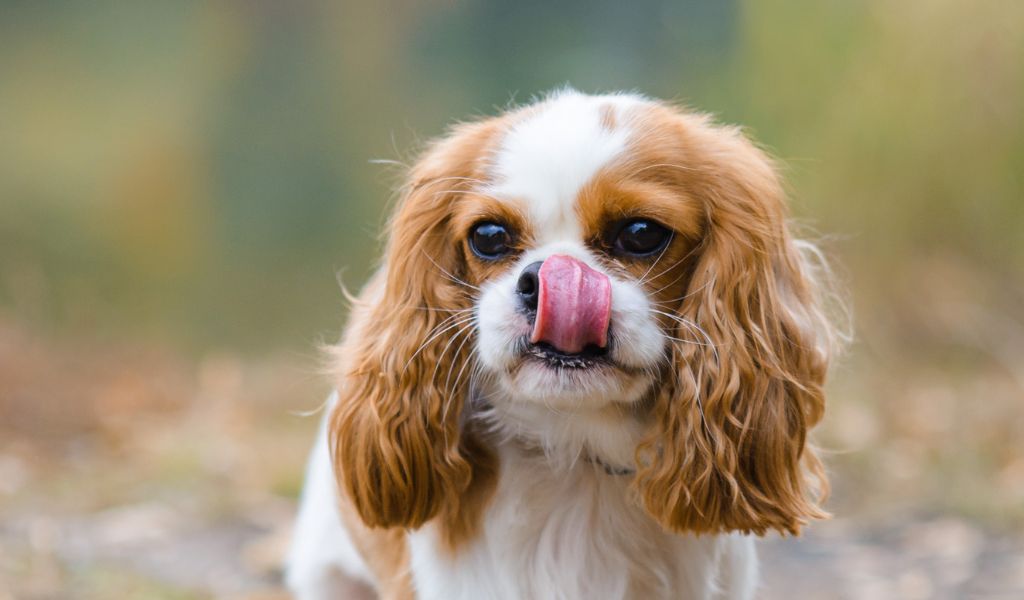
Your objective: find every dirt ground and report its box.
[2,326,1023,599]
[6,500,1024,599]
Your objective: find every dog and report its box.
[286,88,840,599]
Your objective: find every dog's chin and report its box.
[493,342,654,409]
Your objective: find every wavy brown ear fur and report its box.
[636,114,837,536]
[329,119,501,530]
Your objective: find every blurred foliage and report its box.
[0,0,738,350]
[3,0,1021,351]
[1,0,1024,580]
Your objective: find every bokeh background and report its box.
[2,1,1022,598]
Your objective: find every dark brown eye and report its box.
[613,219,672,256]
[470,222,512,259]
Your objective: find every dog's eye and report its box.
[470,222,512,259]
[613,219,672,257]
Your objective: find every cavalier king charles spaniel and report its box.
[287,89,840,600]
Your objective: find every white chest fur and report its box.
[407,445,757,600]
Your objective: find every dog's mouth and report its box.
[523,341,610,370]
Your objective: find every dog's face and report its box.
[466,97,686,408]
[331,90,838,537]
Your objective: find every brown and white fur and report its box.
[286,89,839,600]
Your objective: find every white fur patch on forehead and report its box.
[485,89,645,241]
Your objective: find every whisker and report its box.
[421,249,480,291]
[443,324,478,398]
[443,351,478,424]
[650,279,713,306]
[657,332,708,346]
[447,343,478,399]
[433,319,476,427]
[368,158,407,167]
[638,231,675,285]
[429,319,477,388]
[648,270,688,297]
[431,188,508,205]
[644,243,703,289]
[412,306,475,314]
[648,308,720,363]
[402,314,476,372]
[421,175,489,187]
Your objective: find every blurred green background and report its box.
[2,0,1023,598]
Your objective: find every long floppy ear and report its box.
[329,120,500,529]
[637,115,839,535]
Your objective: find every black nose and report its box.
[516,261,543,312]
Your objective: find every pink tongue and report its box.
[530,255,612,354]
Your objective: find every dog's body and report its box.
[287,89,839,599]
[288,393,757,599]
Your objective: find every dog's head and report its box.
[331,90,839,537]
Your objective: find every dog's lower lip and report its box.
[524,342,610,369]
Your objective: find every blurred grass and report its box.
[1,0,1023,597]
